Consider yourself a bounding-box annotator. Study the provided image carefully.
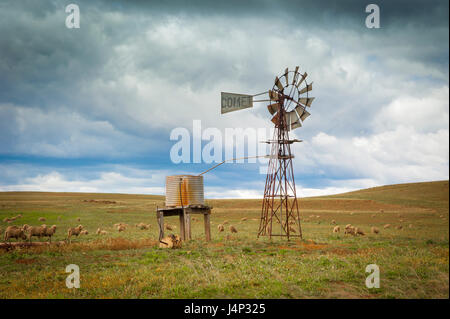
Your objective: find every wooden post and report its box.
[179,209,186,241]
[157,210,164,240]
[186,213,192,240]
[204,212,211,241]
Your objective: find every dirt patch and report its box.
[15,258,37,265]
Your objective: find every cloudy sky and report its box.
[0,0,448,198]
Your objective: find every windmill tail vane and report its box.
[220,66,315,240]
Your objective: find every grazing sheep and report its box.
[379,209,384,213]
[229,225,238,233]
[38,217,46,222]
[4,226,27,242]
[15,214,22,219]
[117,225,126,232]
[408,224,413,228]
[80,230,89,235]
[344,226,356,236]
[288,226,296,233]
[159,234,182,249]
[3,217,10,223]
[399,219,404,222]
[345,224,352,230]
[384,224,391,229]
[223,220,229,225]
[42,225,57,242]
[331,220,336,225]
[26,225,48,242]
[165,224,173,231]
[241,217,247,222]
[114,222,129,228]
[371,214,376,218]
[396,225,403,230]
[371,227,380,234]
[355,227,365,236]
[217,224,224,232]
[96,228,108,235]
[67,225,83,243]
[76,217,81,222]
[333,226,340,233]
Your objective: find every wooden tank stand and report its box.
[156,205,212,241]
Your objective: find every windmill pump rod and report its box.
[198,155,269,176]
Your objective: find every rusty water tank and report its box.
[165,175,204,207]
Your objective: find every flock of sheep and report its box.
[1,215,153,244]
[2,208,415,245]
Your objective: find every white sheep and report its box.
[43,225,57,242]
[229,225,238,233]
[371,226,379,234]
[333,226,340,233]
[4,226,27,242]
[26,225,48,242]
[217,224,224,232]
[67,225,83,243]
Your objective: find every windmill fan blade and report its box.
[284,68,289,86]
[299,83,313,94]
[300,110,311,122]
[271,114,280,126]
[292,66,299,85]
[294,104,305,117]
[267,103,280,115]
[269,90,280,101]
[291,120,302,130]
[296,72,307,87]
[275,76,284,91]
[298,97,315,107]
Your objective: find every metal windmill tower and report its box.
[221,66,315,240]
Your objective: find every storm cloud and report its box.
[0,0,448,197]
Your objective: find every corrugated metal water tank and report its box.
[165,175,204,207]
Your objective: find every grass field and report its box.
[0,180,448,299]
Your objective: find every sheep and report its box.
[164,224,173,231]
[117,225,126,232]
[331,220,336,225]
[288,226,296,233]
[241,217,247,222]
[371,214,376,218]
[371,226,379,234]
[67,225,83,243]
[345,224,352,230]
[217,224,224,232]
[159,234,182,249]
[76,217,81,222]
[223,220,229,225]
[408,224,413,229]
[333,226,340,233]
[38,217,46,222]
[355,227,365,236]
[3,217,11,223]
[114,222,129,228]
[344,226,356,235]
[42,225,57,242]
[26,225,48,242]
[96,228,108,235]
[229,225,238,233]
[395,225,403,230]
[80,230,89,235]
[379,209,384,213]
[4,226,27,242]
[384,224,391,229]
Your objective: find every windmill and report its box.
[221,66,315,240]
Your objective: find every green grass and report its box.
[0,181,448,298]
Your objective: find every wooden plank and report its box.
[179,212,185,241]
[157,210,164,240]
[204,213,211,241]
